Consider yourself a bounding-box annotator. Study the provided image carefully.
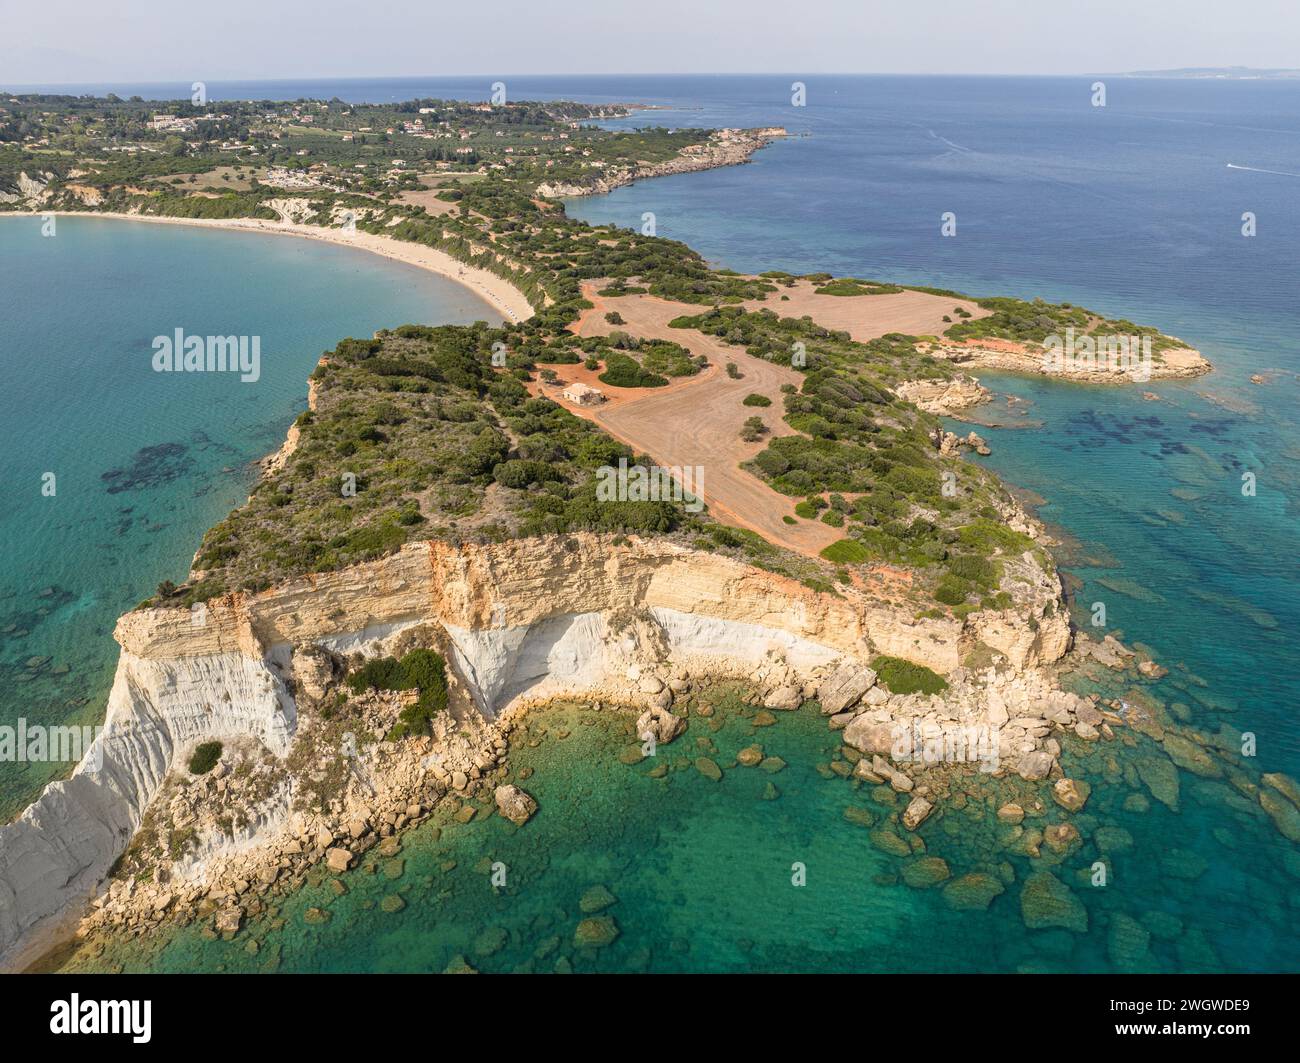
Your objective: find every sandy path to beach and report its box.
[0,211,535,325]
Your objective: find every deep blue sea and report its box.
[8,76,1300,973]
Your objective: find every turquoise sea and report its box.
[0,216,497,817]
[8,76,1300,973]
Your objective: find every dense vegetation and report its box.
[345,648,449,739]
[941,295,1185,355]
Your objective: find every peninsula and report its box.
[5,91,1276,975]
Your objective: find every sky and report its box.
[2,0,1298,86]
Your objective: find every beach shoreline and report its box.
[0,210,537,326]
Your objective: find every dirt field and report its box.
[538,279,992,558]
[395,187,457,216]
[742,279,989,342]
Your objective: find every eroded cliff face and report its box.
[122,533,1068,677]
[0,532,1068,963]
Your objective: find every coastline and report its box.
[0,211,537,326]
[0,118,1244,977]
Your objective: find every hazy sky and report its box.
[3,0,1297,85]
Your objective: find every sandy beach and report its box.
[0,211,536,325]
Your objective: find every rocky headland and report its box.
[536,127,787,198]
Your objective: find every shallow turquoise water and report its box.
[0,217,497,817]
[62,693,1300,974]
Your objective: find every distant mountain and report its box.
[1122,66,1300,79]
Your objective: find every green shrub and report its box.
[598,352,668,388]
[188,741,223,775]
[743,393,772,407]
[347,648,449,739]
[946,553,998,589]
[872,655,949,696]
[820,538,870,564]
[492,459,557,489]
[934,575,970,606]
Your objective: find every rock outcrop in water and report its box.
[0,531,1069,964]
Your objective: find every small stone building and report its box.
[562,382,606,406]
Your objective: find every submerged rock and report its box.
[1135,755,1180,810]
[1094,825,1134,852]
[694,757,723,781]
[1051,778,1091,812]
[579,885,617,914]
[1020,871,1087,933]
[1043,822,1081,854]
[942,873,1005,911]
[1262,772,1300,809]
[1108,912,1155,971]
[473,925,508,955]
[996,803,1025,825]
[901,856,950,889]
[869,828,912,857]
[574,915,620,949]
[1258,789,1300,843]
[1162,734,1222,778]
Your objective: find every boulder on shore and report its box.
[817,662,877,715]
[636,704,686,746]
[843,715,894,756]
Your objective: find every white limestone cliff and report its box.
[0,531,1069,964]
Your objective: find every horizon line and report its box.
[4,69,1270,93]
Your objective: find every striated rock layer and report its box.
[0,532,1068,963]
